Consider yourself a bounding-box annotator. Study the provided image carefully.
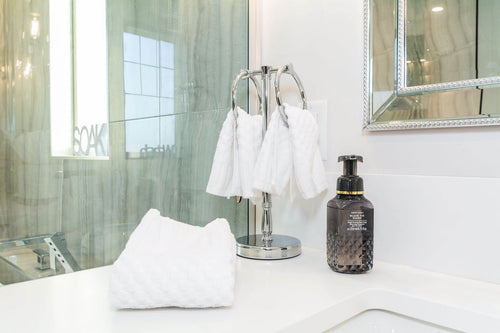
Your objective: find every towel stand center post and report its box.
[234,64,307,260]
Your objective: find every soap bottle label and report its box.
[347,211,368,232]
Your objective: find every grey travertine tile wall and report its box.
[0,0,62,240]
[0,0,249,270]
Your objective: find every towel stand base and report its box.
[236,234,301,260]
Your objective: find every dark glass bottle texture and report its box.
[327,155,374,273]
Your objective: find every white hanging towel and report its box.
[110,209,236,309]
[206,107,262,202]
[253,103,327,200]
[252,108,291,196]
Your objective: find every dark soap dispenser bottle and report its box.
[327,155,374,273]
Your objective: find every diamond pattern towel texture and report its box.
[206,107,263,203]
[253,103,327,201]
[110,209,236,309]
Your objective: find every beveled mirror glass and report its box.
[363,0,500,130]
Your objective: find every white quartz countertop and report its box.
[1,247,499,333]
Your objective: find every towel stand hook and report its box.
[274,64,308,126]
[231,70,263,121]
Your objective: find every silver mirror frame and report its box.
[362,0,500,131]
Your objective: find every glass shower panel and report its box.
[0,0,249,284]
[50,0,109,158]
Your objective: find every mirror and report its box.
[363,0,500,130]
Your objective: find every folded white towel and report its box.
[253,104,327,200]
[206,107,262,202]
[110,209,236,309]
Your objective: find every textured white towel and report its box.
[206,107,262,202]
[110,209,236,309]
[253,104,327,200]
[252,108,291,196]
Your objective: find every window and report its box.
[49,0,109,158]
[122,33,175,158]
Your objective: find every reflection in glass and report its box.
[0,0,249,285]
[30,14,41,39]
[371,0,397,112]
[375,87,487,121]
[406,0,500,86]
[123,32,176,155]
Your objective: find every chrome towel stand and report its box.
[232,64,307,260]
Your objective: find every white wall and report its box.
[260,0,500,284]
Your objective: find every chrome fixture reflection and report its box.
[23,61,32,78]
[30,13,40,39]
[0,233,80,285]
